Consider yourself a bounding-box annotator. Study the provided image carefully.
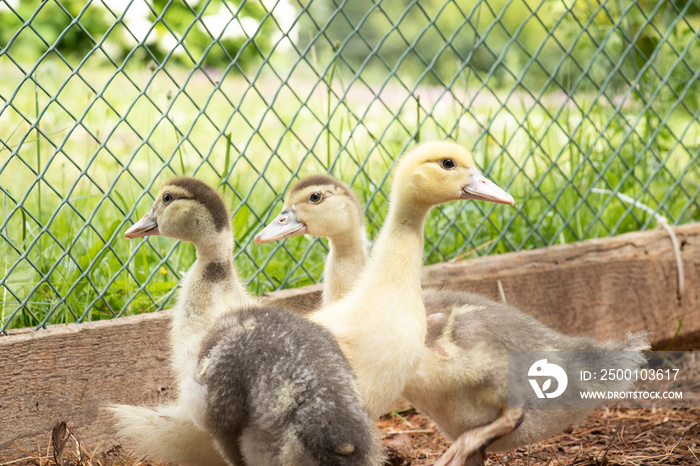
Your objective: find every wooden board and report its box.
[1,223,699,460]
[420,223,698,349]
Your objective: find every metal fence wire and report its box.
[1,0,699,332]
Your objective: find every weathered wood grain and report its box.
[420,223,698,348]
[1,223,698,460]
[0,311,173,461]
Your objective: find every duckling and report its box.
[182,306,381,466]
[255,172,650,465]
[255,174,367,305]
[287,142,516,420]
[110,178,381,466]
[111,177,247,465]
[416,293,648,466]
[125,177,255,393]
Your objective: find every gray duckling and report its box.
[182,305,382,465]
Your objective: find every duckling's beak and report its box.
[125,207,160,239]
[254,208,307,244]
[461,170,515,206]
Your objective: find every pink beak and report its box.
[125,207,160,239]
[462,170,514,206]
[254,208,307,244]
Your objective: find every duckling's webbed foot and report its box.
[433,408,524,466]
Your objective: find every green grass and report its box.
[1,62,699,331]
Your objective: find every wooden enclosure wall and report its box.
[1,223,698,461]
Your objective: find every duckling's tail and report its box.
[616,331,652,353]
[590,331,651,393]
[107,402,227,466]
[593,330,651,369]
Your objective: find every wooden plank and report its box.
[1,223,699,460]
[0,311,173,461]
[420,223,698,348]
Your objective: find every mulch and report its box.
[3,407,698,465]
[379,407,700,465]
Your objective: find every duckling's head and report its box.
[254,174,364,244]
[393,141,514,207]
[125,177,231,248]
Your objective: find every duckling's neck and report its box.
[319,198,429,419]
[192,230,235,264]
[170,229,252,394]
[358,201,427,298]
[324,229,368,304]
[178,230,251,332]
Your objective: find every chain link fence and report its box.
[1,0,699,332]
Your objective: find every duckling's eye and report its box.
[308,192,322,203]
[441,158,456,170]
[163,192,174,204]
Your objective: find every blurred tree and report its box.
[149,0,275,69]
[0,0,697,96]
[0,0,110,62]
[0,0,277,70]
[540,0,700,111]
[296,0,483,83]
[293,0,700,97]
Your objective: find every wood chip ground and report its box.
[2,406,698,466]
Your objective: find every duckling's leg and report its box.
[433,408,524,466]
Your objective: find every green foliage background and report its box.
[1,0,699,331]
[298,0,700,103]
[0,0,275,68]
